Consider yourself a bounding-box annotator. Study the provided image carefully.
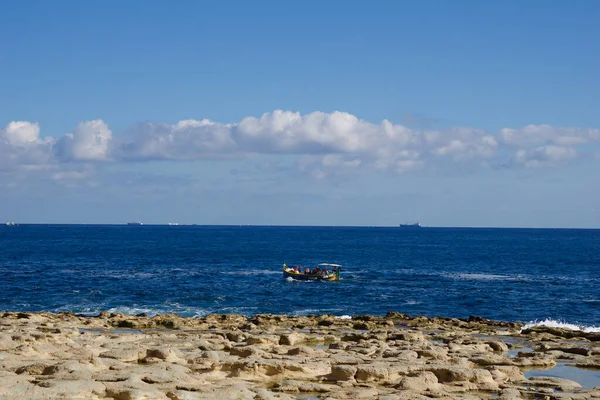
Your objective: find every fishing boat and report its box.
[283,262,342,281]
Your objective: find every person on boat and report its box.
[312,266,321,275]
[304,267,310,274]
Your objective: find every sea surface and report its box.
[1,224,599,330]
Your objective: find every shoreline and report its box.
[1,311,599,399]
[4,308,599,335]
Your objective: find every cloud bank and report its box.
[2,110,599,179]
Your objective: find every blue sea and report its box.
[1,224,599,331]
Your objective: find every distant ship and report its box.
[127,222,143,226]
[399,222,421,228]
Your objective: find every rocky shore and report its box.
[0,311,599,399]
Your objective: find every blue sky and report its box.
[1,0,599,227]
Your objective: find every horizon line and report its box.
[2,222,599,230]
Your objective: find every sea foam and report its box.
[521,318,600,333]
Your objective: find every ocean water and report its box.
[1,224,599,330]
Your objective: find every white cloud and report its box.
[1,111,599,179]
[500,124,600,147]
[115,119,235,161]
[56,120,112,161]
[513,145,578,168]
[233,110,381,154]
[0,121,55,170]
[3,121,41,145]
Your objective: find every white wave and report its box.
[521,318,600,333]
[219,307,259,314]
[89,271,160,279]
[52,305,104,316]
[288,308,344,316]
[404,300,421,305]
[284,277,318,283]
[52,303,211,318]
[447,272,524,281]
[221,270,281,276]
[336,315,352,319]
[105,306,210,318]
[112,307,158,316]
[59,269,79,274]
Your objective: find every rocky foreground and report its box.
[0,312,599,399]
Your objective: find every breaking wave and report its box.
[521,318,600,333]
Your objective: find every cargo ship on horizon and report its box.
[399,222,421,228]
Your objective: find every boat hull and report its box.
[283,265,340,281]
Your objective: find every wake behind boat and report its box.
[283,262,342,281]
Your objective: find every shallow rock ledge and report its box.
[0,311,599,400]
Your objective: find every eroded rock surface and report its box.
[0,311,599,399]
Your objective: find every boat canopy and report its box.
[317,263,342,267]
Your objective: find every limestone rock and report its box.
[498,388,523,399]
[278,333,304,346]
[396,371,440,392]
[354,363,391,383]
[100,348,143,362]
[1,311,599,400]
[328,365,358,381]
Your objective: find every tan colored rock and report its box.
[246,335,279,345]
[142,347,187,364]
[387,330,425,342]
[354,363,391,383]
[278,332,304,346]
[14,362,56,375]
[396,371,440,392]
[416,346,448,361]
[99,348,143,362]
[487,365,526,382]
[33,379,107,399]
[470,353,514,366]
[523,375,583,391]
[286,345,314,355]
[1,311,599,400]
[333,387,381,399]
[341,332,369,342]
[382,348,419,360]
[485,339,509,352]
[329,354,364,365]
[253,388,297,399]
[106,387,171,400]
[328,364,358,381]
[498,387,523,399]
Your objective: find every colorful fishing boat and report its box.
[283,262,342,281]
